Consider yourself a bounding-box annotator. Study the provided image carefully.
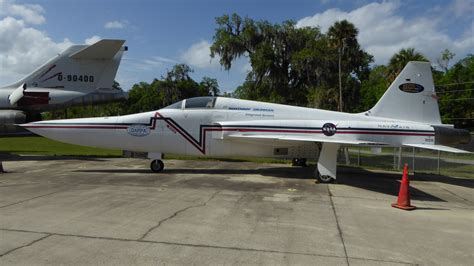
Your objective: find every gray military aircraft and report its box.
[0,39,127,135]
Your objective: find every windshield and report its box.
[163,100,183,109]
[184,97,216,109]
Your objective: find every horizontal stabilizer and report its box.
[227,134,386,146]
[8,83,26,105]
[403,143,471,153]
[70,39,125,60]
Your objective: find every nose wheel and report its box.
[150,159,164,173]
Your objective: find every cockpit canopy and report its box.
[163,97,216,109]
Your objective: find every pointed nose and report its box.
[20,116,121,149]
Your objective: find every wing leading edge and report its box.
[403,144,471,154]
[226,133,385,146]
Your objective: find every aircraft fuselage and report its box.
[23,97,436,159]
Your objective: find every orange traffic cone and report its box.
[392,164,416,210]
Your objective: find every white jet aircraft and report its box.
[21,62,471,182]
[0,39,127,134]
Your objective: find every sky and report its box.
[0,0,473,92]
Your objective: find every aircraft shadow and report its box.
[75,165,462,202]
[75,169,158,174]
[412,172,474,188]
[75,167,313,178]
[355,154,474,183]
[336,167,446,202]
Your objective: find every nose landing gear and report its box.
[148,152,164,173]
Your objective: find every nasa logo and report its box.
[398,83,424,93]
[127,125,150,137]
[322,123,337,136]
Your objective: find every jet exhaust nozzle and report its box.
[433,126,471,145]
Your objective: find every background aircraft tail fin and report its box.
[11,39,126,92]
[365,61,442,125]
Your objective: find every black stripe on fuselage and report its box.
[28,113,435,154]
[32,121,434,133]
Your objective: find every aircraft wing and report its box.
[403,144,471,153]
[217,120,387,146]
[225,133,385,146]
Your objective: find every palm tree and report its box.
[387,48,428,82]
[327,20,358,112]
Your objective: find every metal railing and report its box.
[338,147,473,178]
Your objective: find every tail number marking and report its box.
[58,74,94,82]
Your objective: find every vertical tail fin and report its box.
[10,39,126,92]
[365,61,441,124]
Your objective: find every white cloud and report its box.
[84,35,101,45]
[104,20,127,29]
[297,1,473,65]
[121,56,178,73]
[152,56,179,64]
[0,16,73,85]
[180,40,220,68]
[0,0,45,25]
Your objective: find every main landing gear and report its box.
[315,170,335,183]
[291,158,307,167]
[314,143,339,183]
[150,159,164,172]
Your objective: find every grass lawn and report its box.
[0,136,122,157]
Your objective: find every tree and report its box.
[125,80,162,113]
[211,14,324,105]
[436,54,474,128]
[358,65,389,112]
[200,77,220,96]
[387,48,428,82]
[161,64,197,106]
[437,49,455,73]
[122,64,212,113]
[210,14,372,109]
[327,20,358,111]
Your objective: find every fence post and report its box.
[437,150,441,175]
[357,147,360,166]
[393,148,396,170]
[344,147,350,165]
[398,147,402,171]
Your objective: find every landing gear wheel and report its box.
[292,158,307,167]
[315,171,335,184]
[150,159,164,173]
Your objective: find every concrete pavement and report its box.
[0,158,472,265]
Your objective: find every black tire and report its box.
[150,159,164,173]
[291,158,307,167]
[315,170,335,183]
